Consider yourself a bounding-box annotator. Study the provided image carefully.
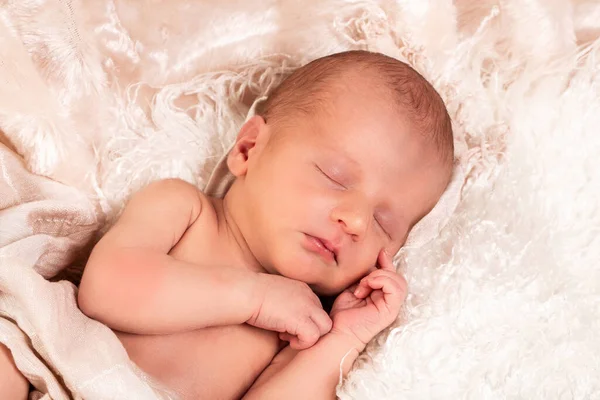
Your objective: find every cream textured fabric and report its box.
[0,143,171,399]
[0,0,599,399]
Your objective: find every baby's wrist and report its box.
[247,272,268,316]
[235,269,264,323]
[328,328,367,353]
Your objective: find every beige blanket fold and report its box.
[0,143,168,399]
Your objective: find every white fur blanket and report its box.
[1,0,599,398]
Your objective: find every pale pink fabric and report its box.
[0,0,493,398]
[0,143,170,399]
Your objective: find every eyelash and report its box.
[374,216,392,240]
[315,164,345,188]
[316,163,392,241]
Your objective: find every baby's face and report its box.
[235,87,451,295]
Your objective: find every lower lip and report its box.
[303,234,336,264]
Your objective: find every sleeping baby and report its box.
[0,50,454,400]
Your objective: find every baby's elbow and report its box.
[77,271,102,319]
[77,249,142,324]
[78,276,121,328]
[77,257,117,321]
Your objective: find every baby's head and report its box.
[225,50,453,295]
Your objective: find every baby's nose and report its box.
[332,203,370,241]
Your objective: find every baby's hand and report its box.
[247,274,332,350]
[329,250,407,348]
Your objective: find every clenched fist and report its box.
[247,273,332,349]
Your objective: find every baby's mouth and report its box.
[319,238,339,263]
[322,241,338,264]
[304,234,338,265]
[318,239,337,264]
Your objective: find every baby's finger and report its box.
[311,309,333,336]
[281,333,310,350]
[288,337,303,350]
[279,332,294,343]
[370,288,385,305]
[366,268,408,300]
[368,274,404,293]
[309,291,324,308]
[294,318,320,349]
[377,249,396,272]
[353,277,373,299]
[365,275,404,306]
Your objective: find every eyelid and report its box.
[374,216,392,240]
[315,164,346,189]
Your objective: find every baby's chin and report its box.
[309,280,345,297]
[268,245,348,294]
[274,265,343,296]
[309,282,343,314]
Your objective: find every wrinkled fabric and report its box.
[0,0,599,399]
[0,143,173,399]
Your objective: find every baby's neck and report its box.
[211,192,265,274]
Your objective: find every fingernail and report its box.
[354,287,361,297]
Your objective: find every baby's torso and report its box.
[117,199,282,399]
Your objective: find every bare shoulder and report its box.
[122,178,215,225]
[99,178,214,252]
[131,178,207,215]
[142,178,221,231]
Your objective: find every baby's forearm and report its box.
[78,247,258,334]
[243,332,365,400]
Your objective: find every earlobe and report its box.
[227,115,267,177]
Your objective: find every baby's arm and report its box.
[244,250,407,399]
[243,332,363,400]
[79,179,331,345]
[78,179,259,334]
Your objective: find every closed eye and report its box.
[375,216,392,240]
[315,164,345,189]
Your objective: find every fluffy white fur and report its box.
[1,0,599,398]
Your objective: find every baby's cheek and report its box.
[359,249,380,278]
[337,263,368,289]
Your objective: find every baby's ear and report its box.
[227,115,268,177]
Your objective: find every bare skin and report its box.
[0,343,28,400]
[78,180,331,399]
[111,192,289,399]
[76,74,452,400]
